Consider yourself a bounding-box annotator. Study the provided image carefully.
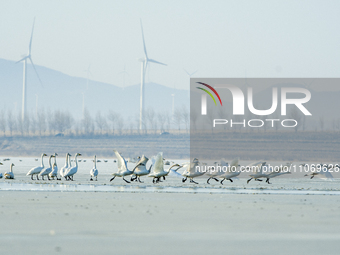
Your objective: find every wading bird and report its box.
[64,153,81,181]
[39,154,55,180]
[60,153,71,179]
[303,163,334,180]
[49,153,60,180]
[26,153,47,180]
[4,163,15,179]
[265,162,292,184]
[182,158,205,184]
[219,158,241,184]
[131,155,152,183]
[110,150,133,183]
[246,161,267,184]
[148,152,182,183]
[206,161,225,184]
[90,155,98,181]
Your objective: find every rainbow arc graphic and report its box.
[196,82,223,106]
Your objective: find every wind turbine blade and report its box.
[15,56,28,64]
[148,59,167,66]
[140,19,148,59]
[184,69,198,77]
[29,57,43,87]
[190,70,198,76]
[88,64,93,77]
[29,17,36,55]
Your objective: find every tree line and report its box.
[0,106,190,137]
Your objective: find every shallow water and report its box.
[1,156,340,194]
[1,182,340,195]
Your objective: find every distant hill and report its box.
[1,58,339,130]
[0,58,188,119]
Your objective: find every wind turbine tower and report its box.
[16,17,42,121]
[138,19,166,130]
[184,69,197,99]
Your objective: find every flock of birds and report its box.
[0,150,337,184]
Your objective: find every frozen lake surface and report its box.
[1,157,340,255]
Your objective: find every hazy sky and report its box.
[1,0,340,90]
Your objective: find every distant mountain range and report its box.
[1,58,339,130]
[0,58,188,119]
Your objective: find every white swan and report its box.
[181,158,205,184]
[90,155,98,181]
[304,163,334,180]
[64,153,81,181]
[131,155,152,183]
[60,153,71,179]
[265,162,292,184]
[63,152,73,180]
[205,160,224,184]
[26,153,47,180]
[39,154,55,180]
[110,150,133,183]
[4,163,15,179]
[206,161,225,184]
[219,158,241,184]
[49,153,60,180]
[246,161,267,184]
[265,169,291,184]
[67,153,72,174]
[148,152,182,183]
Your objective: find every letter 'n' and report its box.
[214,85,244,115]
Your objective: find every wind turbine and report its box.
[184,69,198,77]
[84,64,92,90]
[35,94,38,119]
[16,18,42,121]
[184,69,197,98]
[82,64,92,119]
[118,65,129,87]
[138,19,166,130]
[171,94,175,120]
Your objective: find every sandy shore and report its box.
[0,191,340,255]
